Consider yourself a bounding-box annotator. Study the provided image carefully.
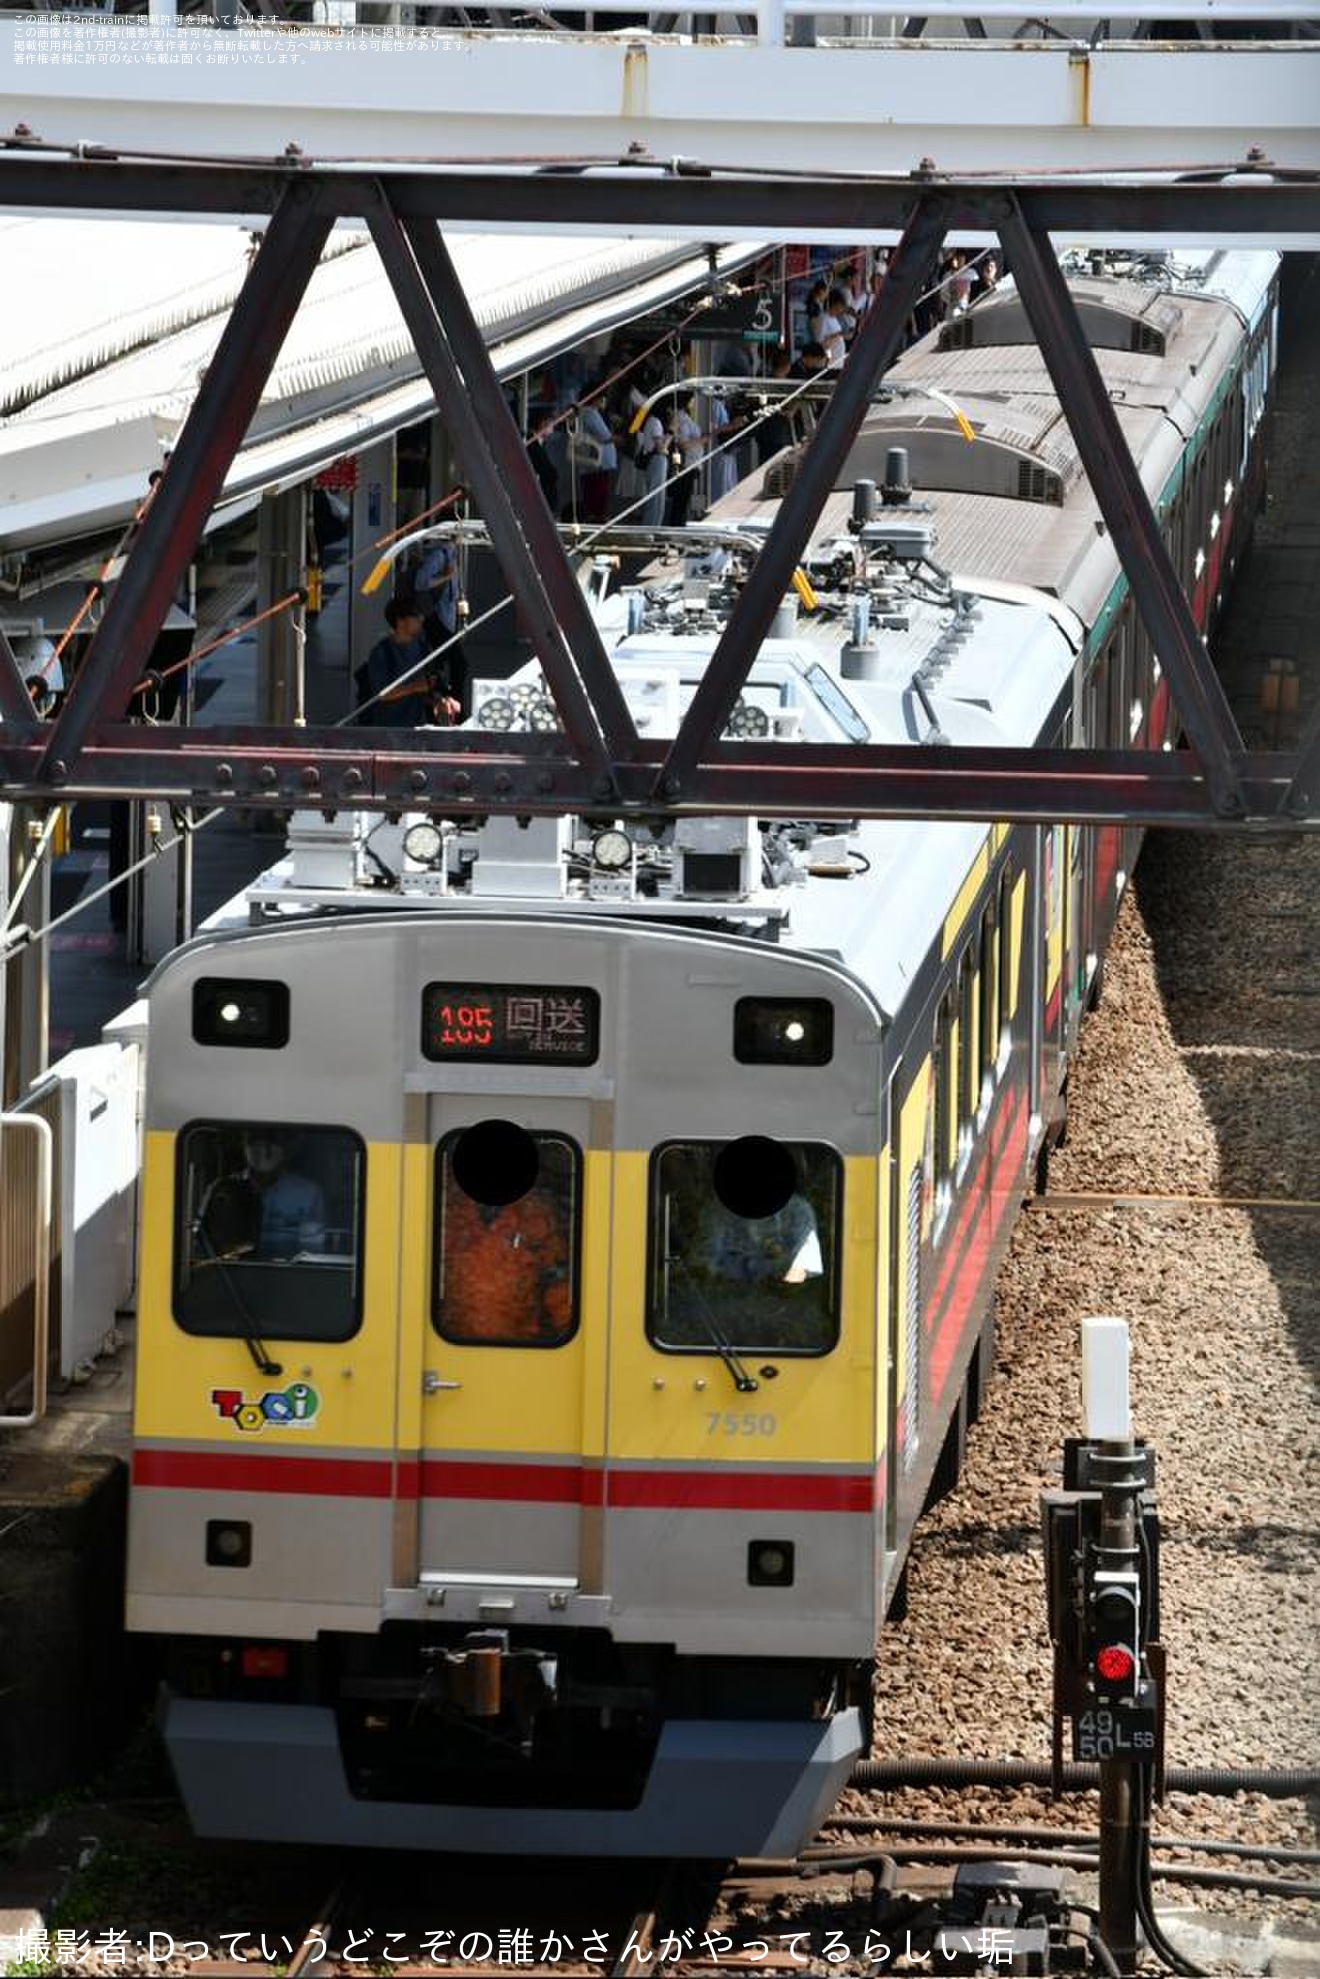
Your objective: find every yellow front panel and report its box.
[134,1131,401,1451]
[605,1152,878,1467]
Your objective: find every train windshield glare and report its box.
[648,1139,841,1356]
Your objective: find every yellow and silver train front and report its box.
[128,903,885,1854]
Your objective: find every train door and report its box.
[402,1094,607,1584]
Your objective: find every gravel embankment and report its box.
[857,262,1320,1968]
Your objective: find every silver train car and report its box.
[125,247,1278,1856]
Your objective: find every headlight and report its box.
[403,821,444,866]
[591,828,632,872]
[725,696,771,739]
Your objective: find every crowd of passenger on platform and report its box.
[515,245,1001,537]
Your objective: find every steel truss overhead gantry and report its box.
[0,153,1316,830]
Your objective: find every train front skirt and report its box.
[162,1697,863,1856]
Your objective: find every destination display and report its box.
[421,983,600,1064]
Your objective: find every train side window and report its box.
[978,907,997,1112]
[1108,627,1128,748]
[996,863,1015,1065]
[433,1123,580,1347]
[175,1121,364,1343]
[955,950,975,1171]
[932,990,954,1205]
[647,1137,841,1357]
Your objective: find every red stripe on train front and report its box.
[132,1449,394,1497]
[134,1449,874,1514]
[603,1468,874,1513]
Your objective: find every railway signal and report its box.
[1042,1317,1168,1975]
[1088,1569,1142,1704]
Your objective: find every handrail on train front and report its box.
[0,1110,53,1430]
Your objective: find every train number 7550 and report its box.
[707,1412,777,1436]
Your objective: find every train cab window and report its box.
[433,1121,580,1347]
[175,1121,364,1342]
[647,1137,840,1357]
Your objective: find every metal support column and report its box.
[2,809,49,1106]
[1094,1440,1144,1975]
[257,487,307,727]
[350,438,399,684]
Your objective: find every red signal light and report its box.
[240,1645,289,1680]
[1095,1645,1135,1684]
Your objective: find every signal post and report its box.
[1043,1316,1165,1976]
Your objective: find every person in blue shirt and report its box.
[196,1133,326,1263]
[410,541,467,714]
[354,597,458,728]
[697,1192,822,1285]
[241,1133,326,1259]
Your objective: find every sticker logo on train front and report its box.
[211,1382,320,1433]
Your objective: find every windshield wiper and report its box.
[192,1215,283,1379]
[670,1259,758,1393]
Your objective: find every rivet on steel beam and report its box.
[215,763,233,786]
[450,772,473,795]
[49,760,67,784]
[301,766,320,791]
[493,773,513,796]
[592,775,617,802]
[408,770,428,793]
[258,764,278,787]
[341,768,364,792]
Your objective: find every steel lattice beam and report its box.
[0,728,1302,828]
[0,151,1315,829]
[0,150,1316,236]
